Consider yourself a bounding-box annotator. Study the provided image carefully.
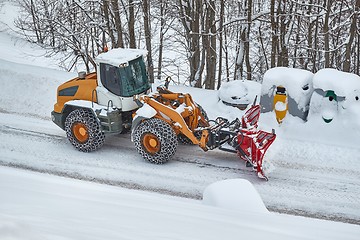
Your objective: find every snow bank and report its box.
[1,166,360,240]
[261,67,314,111]
[313,68,360,96]
[0,1,71,70]
[203,179,268,214]
[308,68,360,127]
[218,80,261,106]
[0,59,75,118]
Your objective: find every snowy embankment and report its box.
[1,166,359,240]
[0,59,75,118]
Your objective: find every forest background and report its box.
[15,0,360,89]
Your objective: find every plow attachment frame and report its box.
[206,104,276,180]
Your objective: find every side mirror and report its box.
[133,95,143,107]
[165,76,171,89]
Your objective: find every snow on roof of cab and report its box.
[313,68,360,96]
[95,48,147,66]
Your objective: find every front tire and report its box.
[133,118,178,164]
[65,108,105,152]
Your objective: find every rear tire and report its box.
[133,118,177,164]
[65,108,105,152]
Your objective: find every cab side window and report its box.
[100,63,122,96]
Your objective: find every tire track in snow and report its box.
[1,124,253,173]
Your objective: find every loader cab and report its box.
[95,48,151,111]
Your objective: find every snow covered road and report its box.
[1,112,359,224]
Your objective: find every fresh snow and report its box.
[313,68,360,96]
[134,103,157,119]
[218,80,261,106]
[95,48,148,66]
[262,67,314,111]
[1,166,359,240]
[308,68,360,126]
[0,0,360,239]
[203,179,269,214]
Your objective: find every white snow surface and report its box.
[95,48,147,66]
[1,166,359,240]
[275,101,287,111]
[218,80,261,105]
[134,103,157,119]
[203,179,269,214]
[1,1,360,239]
[308,69,360,126]
[313,68,360,96]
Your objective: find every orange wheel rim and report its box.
[143,133,160,154]
[72,122,89,143]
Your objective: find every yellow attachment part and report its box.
[153,93,200,130]
[140,95,207,150]
[273,93,288,124]
[54,72,98,113]
[199,129,209,151]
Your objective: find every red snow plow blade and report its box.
[212,105,276,180]
[237,105,276,180]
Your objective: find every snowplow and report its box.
[51,48,276,180]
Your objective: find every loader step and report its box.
[96,109,123,133]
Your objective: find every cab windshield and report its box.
[100,56,151,97]
[119,57,150,97]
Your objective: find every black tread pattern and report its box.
[133,118,178,164]
[65,108,105,152]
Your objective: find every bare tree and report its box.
[343,0,360,71]
[142,0,154,82]
[111,0,124,48]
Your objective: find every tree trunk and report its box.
[192,0,202,87]
[177,0,202,87]
[244,0,252,80]
[270,0,277,68]
[157,0,165,80]
[142,0,154,82]
[205,0,216,89]
[217,0,224,90]
[343,0,359,72]
[111,0,124,48]
[224,26,230,82]
[30,0,42,43]
[323,0,332,68]
[128,0,136,48]
[103,0,116,48]
[357,33,360,75]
